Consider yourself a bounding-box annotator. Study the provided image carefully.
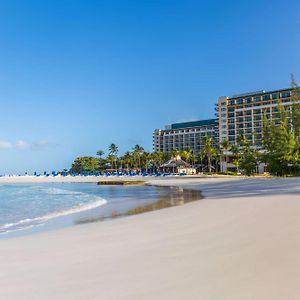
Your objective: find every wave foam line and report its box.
[0,198,107,233]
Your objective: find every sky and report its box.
[0,0,299,174]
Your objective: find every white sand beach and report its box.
[1,176,300,299]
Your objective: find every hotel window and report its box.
[222,125,227,129]
[221,108,226,111]
[254,96,261,102]
[228,113,234,118]
[221,113,227,117]
[221,102,227,106]
[272,93,279,100]
[282,99,291,103]
[263,94,271,101]
[281,91,291,98]
[229,100,235,105]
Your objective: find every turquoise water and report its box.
[0,183,167,237]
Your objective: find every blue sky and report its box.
[0,0,299,174]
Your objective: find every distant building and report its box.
[153,119,219,153]
[216,87,294,146]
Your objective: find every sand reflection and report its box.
[76,186,203,225]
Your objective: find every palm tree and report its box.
[108,143,118,169]
[121,151,133,170]
[181,149,192,164]
[230,144,240,172]
[109,143,118,156]
[171,149,180,158]
[132,144,144,169]
[202,136,215,173]
[152,151,165,172]
[220,140,230,172]
[189,149,197,166]
[141,151,151,173]
[96,150,104,158]
[96,149,105,170]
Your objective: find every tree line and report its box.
[70,137,219,174]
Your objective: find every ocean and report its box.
[0,183,201,238]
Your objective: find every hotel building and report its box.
[153,87,297,173]
[153,119,219,153]
[216,88,295,146]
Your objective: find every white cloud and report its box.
[0,141,13,149]
[15,140,30,150]
[0,139,51,151]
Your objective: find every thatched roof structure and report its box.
[160,156,191,169]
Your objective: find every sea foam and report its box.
[0,186,107,234]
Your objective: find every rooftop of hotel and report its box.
[167,118,218,130]
[227,87,292,100]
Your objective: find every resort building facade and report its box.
[216,87,297,172]
[153,119,219,153]
[216,87,294,146]
[153,86,296,173]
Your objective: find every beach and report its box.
[1,176,300,299]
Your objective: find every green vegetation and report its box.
[70,140,220,173]
[71,156,100,173]
[70,144,171,173]
[261,78,300,175]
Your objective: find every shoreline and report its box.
[1,182,201,239]
[0,173,255,184]
[1,177,300,299]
